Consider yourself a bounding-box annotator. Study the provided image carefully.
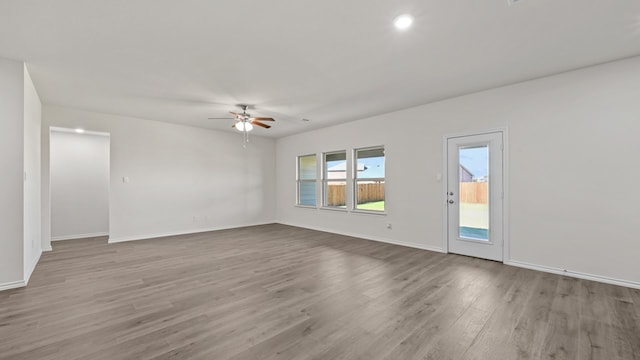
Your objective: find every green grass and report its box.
[356,201,385,211]
[460,202,488,229]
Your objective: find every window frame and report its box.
[322,150,348,210]
[296,154,317,207]
[353,146,386,213]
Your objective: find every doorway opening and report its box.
[49,127,110,243]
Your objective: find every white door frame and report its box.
[442,127,509,262]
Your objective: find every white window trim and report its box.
[353,146,385,213]
[296,154,317,207]
[322,150,348,210]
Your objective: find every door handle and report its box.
[448,200,454,204]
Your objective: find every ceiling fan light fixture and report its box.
[235,121,253,132]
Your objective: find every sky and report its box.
[459,146,488,178]
[358,157,384,178]
[327,157,385,178]
[326,149,485,180]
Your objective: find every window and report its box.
[297,154,317,206]
[322,151,347,209]
[354,146,385,212]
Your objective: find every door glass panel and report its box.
[459,145,489,241]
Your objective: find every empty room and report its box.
[1,1,639,359]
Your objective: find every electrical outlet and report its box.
[386,223,392,230]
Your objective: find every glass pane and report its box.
[459,145,489,241]
[325,180,347,208]
[324,151,346,179]
[355,180,385,211]
[298,181,316,206]
[298,155,316,180]
[356,148,384,179]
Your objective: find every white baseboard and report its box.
[381,238,446,254]
[24,250,42,285]
[277,221,446,254]
[277,223,639,290]
[107,222,275,244]
[0,280,26,291]
[43,245,52,252]
[52,232,109,241]
[1,250,42,292]
[505,260,640,290]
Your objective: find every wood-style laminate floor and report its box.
[1,224,639,360]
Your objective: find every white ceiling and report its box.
[1,0,639,137]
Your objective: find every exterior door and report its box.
[446,131,504,261]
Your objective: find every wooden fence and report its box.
[325,182,485,206]
[327,183,384,206]
[460,182,488,204]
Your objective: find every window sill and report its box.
[295,205,318,209]
[320,207,348,213]
[350,209,387,216]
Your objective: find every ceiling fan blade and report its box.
[229,111,241,117]
[250,117,275,121]
[251,121,271,129]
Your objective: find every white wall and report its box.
[42,106,277,247]
[276,56,640,287]
[50,130,109,240]
[23,65,42,281]
[0,58,25,288]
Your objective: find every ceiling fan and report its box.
[208,105,275,147]
[208,104,275,132]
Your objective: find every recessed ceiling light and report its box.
[74,128,85,133]
[394,14,413,30]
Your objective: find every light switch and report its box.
[122,176,130,183]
